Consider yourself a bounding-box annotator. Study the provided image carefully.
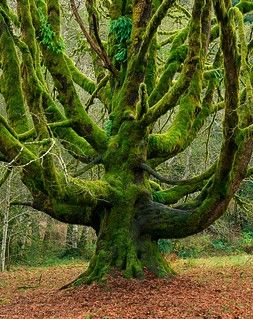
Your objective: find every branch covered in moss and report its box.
[152,181,207,205]
[141,161,216,186]
[0,117,112,227]
[235,1,253,14]
[138,135,253,240]
[64,55,96,95]
[147,34,221,164]
[41,92,98,163]
[138,0,176,61]
[0,0,19,26]
[141,0,205,127]
[0,13,29,134]
[231,7,253,126]
[73,155,102,177]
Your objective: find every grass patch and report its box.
[171,254,253,272]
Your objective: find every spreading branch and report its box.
[141,161,216,186]
[141,0,205,127]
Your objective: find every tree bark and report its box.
[1,172,12,272]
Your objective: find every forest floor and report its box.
[0,255,252,319]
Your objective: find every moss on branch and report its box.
[151,163,216,205]
[148,45,188,107]
[0,13,29,134]
[41,47,107,151]
[235,1,253,13]
[138,0,176,59]
[141,0,205,127]
[42,92,98,162]
[64,55,96,95]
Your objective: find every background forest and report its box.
[0,0,253,272]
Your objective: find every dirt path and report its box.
[0,256,252,319]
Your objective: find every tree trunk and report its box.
[67,204,175,286]
[64,224,80,257]
[66,224,79,250]
[1,208,9,272]
[1,172,12,272]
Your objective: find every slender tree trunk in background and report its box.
[72,225,78,249]
[66,224,78,250]
[1,210,9,271]
[78,226,88,249]
[78,226,95,249]
[18,220,32,260]
[77,226,96,258]
[43,216,54,250]
[1,172,12,272]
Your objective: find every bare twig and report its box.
[70,0,118,77]
[73,155,102,177]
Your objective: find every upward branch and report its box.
[141,0,205,127]
[0,13,29,134]
[138,0,176,61]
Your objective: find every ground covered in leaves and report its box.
[0,255,252,319]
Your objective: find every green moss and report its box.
[0,14,29,134]
[64,55,96,94]
[148,44,188,107]
[46,0,61,36]
[17,0,36,57]
[236,1,253,13]
[0,1,19,26]
[170,25,189,50]
[109,0,123,19]
[136,83,149,119]
[42,92,97,162]
[138,237,176,277]
[153,181,207,205]
[148,70,202,160]
[41,45,107,151]
[144,37,157,94]
[38,7,64,53]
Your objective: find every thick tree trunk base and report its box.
[61,238,176,289]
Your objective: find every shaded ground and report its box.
[0,255,252,319]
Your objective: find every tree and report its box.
[0,169,12,271]
[0,0,253,284]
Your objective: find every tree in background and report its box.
[0,0,253,284]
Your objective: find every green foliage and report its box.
[104,119,112,137]
[109,16,132,62]
[38,9,64,54]
[239,229,253,253]
[152,190,165,203]
[158,239,173,253]
[232,0,240,5]
[244,13,253,23]
[158,226,253,259]
[204,69,223,86]
[60,243,96,261]
[211,239,234,253]
[110,16,132,45]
